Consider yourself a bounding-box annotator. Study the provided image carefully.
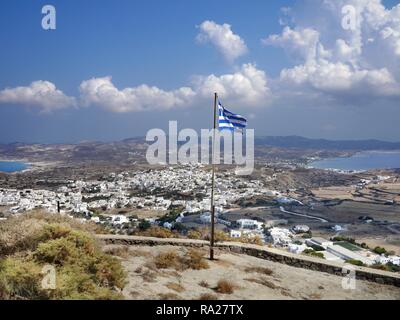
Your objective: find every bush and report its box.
[181,249,209,270]
[153,249,209,271]
[0,258,45,300]
[198,293,218,300]
[138,220,151,231]
[238,236,263,246]
[138,226,175,238]
[301,233,312,239]
[172,222,188,233]
[154,251,180,269]
[187,230,202,240]
[303,249,324,258]
[347,259,365,267]
[373,246,387,255]
[202,229,229,242]
[0,214,126,300]
[0,211,104,256]
[214,279,235,294]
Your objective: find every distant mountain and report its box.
[1,135,400,154]
[254,136,400,150]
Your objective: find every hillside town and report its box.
[1,165,399,272]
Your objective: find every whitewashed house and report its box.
[230,230,242,238]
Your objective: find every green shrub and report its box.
[373,246,387,255]
[0,257,45,300]
[0,217,126,300]
[303,249,324,258]
[138,220,151,231]
[347,259,365,266]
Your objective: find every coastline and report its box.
[307,149,400,172]
[0,158,57,173]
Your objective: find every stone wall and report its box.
[97,234,400,287]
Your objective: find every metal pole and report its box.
[210,92,218,260]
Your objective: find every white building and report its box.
[110,215,129,226]
[237,219,263,230]
[288,243,307,254]
[389,256,400,266]
[375,255,390,265]
[332,225,343,232]
[230,230,242,238]
[292,225,310,234]
[269,227,293,246]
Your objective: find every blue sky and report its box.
[0,0,399,143]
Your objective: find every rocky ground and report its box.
[105,244,400,300]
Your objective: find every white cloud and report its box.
[193,63,270,107]
[262,0,400,100]
[0,63,271,114]
[80,64,270,112]
[79,76,195,112]
[262,26,324,62]
[197,20,248,62]
[0,80,76,112]
[280,61,398,96]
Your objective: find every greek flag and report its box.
[218,101,247,132]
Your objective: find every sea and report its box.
[310,151,400,171]
[0,161,29,173]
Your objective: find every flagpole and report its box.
[210,92,217,260]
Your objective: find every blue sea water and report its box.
[310,151,400,171]
[0,161,29,172]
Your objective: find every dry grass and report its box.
[244,277,278,289]
[0,215,126,300]
[154,251,180,269]
[103,246,130,258]
[187,230,202,239]
[244,266,274,276]
[238,236,264,246]
[0,210,104,256]
[181,249,209,270]
[137,226,175,239]
[153,249,209,271]
[139,269,158,283]
[129,248,152,258]
[307,292,322,300]
[165,282,185,293]
[198,293,218,300]
[158,292,180,300]
[214,279,236,294]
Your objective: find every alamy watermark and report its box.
[41,264,56,290]
[42,5,56,30]
[341,4,358,31]
[341,264,356,290]
[145,121,255,175]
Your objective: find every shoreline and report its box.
[0,158,57,173]
[307,149,400,173]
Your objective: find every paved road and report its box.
[279,206,328,223]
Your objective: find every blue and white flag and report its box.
[218,101,247,132]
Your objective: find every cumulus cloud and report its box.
[80,64,270,112]
[79,77,195,112]
[262,26,324,62]
[0,63,271,114]
[197,20,248,62]
[0,81,76,112]
[262,0,400,100]
[193,63,270,107]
